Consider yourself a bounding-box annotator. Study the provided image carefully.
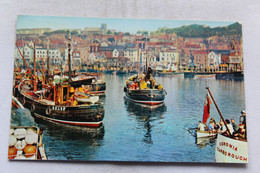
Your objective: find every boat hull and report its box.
[18,81,104,127]
[215,134,248,163]
[196,130,218,138]
[194,74,216,79]
[124,88,165,105]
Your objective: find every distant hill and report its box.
[153,22,242,38]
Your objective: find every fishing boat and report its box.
[8,126,47,160]
[204,87,248,163]
[72,74,106,96]
[194,74,216,79]
[18,78,104,127]
[16,35,104,128]
[124,67,166,105]
[157,70,184,76]
[116,67,128,75]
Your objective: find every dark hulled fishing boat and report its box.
[124,67,166,105]
[18,79,104,127]
[16,34,104,127]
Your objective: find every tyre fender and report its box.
[46,107,52,115]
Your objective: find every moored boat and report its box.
[18,79,104,127]
[194,74,216,79]
[16,34,105,128]
[124,67,166,105]
[204,87,248,163]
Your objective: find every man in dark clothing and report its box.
[240,111,246,126]
[231,119,239,133]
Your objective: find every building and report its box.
[228,52,242,70]
[192,50,208,69]
[208,51,221,67]
[159,50,179,65]
[36,48,61,65]
[124,48,138,62]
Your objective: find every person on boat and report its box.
[158,84,163,90]
[37,79,43,90]
[233,125,246,140]
[219,121,226,134]
[225,119,234,135]
[207,120,215,131]
[240,110,246,129]
[231,118,239,133]
[145,67,153,81]
[210,117,216,126]
[198,121,206,131]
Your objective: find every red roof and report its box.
[192,50,208,55]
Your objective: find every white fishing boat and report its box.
[215,134,248,163]
[196,129,218,138]
[204,87,248,163]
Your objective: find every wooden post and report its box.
[206,87,232,136]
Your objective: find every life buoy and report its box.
[46,107,52,115]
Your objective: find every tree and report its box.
[108,37,115,42]
[106,30,112,35]
[124,32,130,36]
[71,30,79,35]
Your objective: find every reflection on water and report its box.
[33,115,104,160]
[124,99,167,145]
[10,74,245,162]
[196,137,217,149]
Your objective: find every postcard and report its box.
[9,15,247,163]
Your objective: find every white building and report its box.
[159,51,179,65]
[14,45,34,65]
[113,49,120,58]
[36,48,61,65]
[124,48,138,62]
[88,53,106,62]
[208,51,221,67]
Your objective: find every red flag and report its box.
[202,93,212,124]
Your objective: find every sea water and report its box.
[15,74,245,162]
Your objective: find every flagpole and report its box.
[206,87,231,136]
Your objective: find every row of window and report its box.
[37,55,59,58]
[37,51,59,54]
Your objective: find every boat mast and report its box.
[22,36,25,69]
[240,37,243,71]
[206,87,231,136]
[46,38,50,83]
[33,40,37,91]
[15,44,35,80]
[68,33,72,82]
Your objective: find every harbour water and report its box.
[12,74,245,162]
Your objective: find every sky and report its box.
[16,15,236,33]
